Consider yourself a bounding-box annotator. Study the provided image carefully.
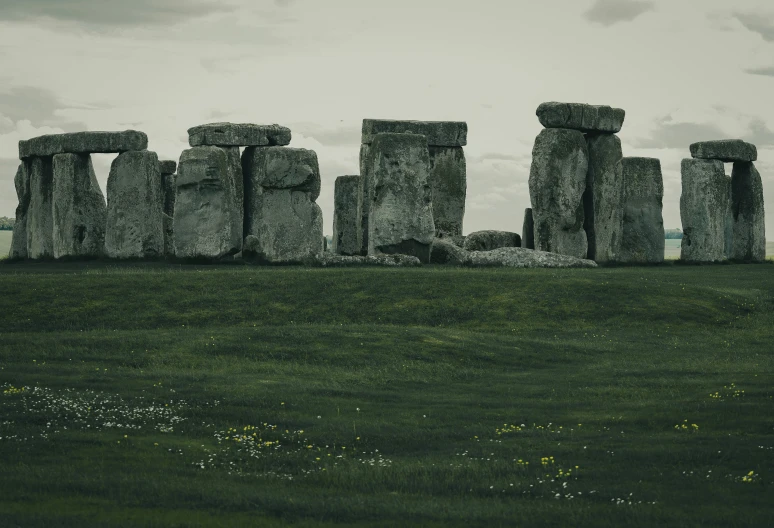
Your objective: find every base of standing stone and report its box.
[730,161,765,262]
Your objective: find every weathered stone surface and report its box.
[26,156,54,259]
[430,237,469,264]
[465,247,597,268]
[52,153,106,258]
[161,173,176,217]
[536,102,625,133]
[162,213,174,257]
[104,150,164,259]
[358,143,371,255]
[188,123,291,147]
[618,157,664,264]
[159,160,177,174]
[428,146,466,237]
[521,208,535,249]
[463,230,521,251]
[730,161,766,262]
[361,119,467,147]
[690,140,757,163]
[9,163,30,259]
[19,130,147,159]
[312,253,422,267]
[333,175,361,255]
[242,189,323,263]
[584,134,624,262]
[724,175,733,259]
[174,146,241,259]
[223,146,244,249]
[680,159,727,262]
[242,147,320,199]
[528,128,588,259]
[365,133,435,263]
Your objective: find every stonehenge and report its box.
[730,161,765,261]
[463,230,521,252]
[618,158,665,264]
[521,208,535,250]
[333,175,361,256]
[9,163,29,259]
[584,134,624,262]
[160,160,177,257]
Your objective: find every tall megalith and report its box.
[730,161,765,262]
[333,175,361,256]
[26,156,54,259]
[584,134,624,262]
[680,158,727,262]
[618,157,664,263]
[9,163,30,259]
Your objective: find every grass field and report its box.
[0,261,772,526]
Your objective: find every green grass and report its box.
[0,262,772,527]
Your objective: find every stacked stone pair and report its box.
[680,140,764,262]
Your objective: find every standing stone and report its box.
[724,175,734,259]
[618,158,664,264]
[463,230,521,251]
[358,143,371,255]
[52,153,106,258]
[223,146,243,249]
[584,134,624,262]
[333,175,361,255]
[160,163,177,258]
[105,150,164,259]
[730,161,765,262]
[521,208,535,249]
[365,133,435,262]
[26,156,54,259]
[174,146,241,259]
[9,163,30,259]
[680,159,727,262]
[528,128,588,259]
[428,146,466,236]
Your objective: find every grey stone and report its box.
[618,157,664,264]
[730,161,766,262]
[724,175,733,259]
[159,160,177,174]
[26,156,54,259]
[242,146,320,199]
[536,102,625,133]
[528,128,588,259]
[312,253,422,267]
[430,237,469,264]
[358,143,371,255]
[584,134,624,262]
[361,119,467,147]
[104,150,164,259]
[690,140,757,163]
[9,163,30,259]
[365,133,435,263]
[435,231,466,248]
[223,146,244,249]
[333,175,361,255]
[680,159,727,262]
[174,146,241,259]
[19,130,147,159]
[521,208,535,250]
[464,247,597,268]
[162,213,174,257]
[161,173,176,217]
[428,146,466,237]
[463,230,521,251]
[188,123,291,147]
[52,153,106,258]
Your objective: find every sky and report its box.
[1,0,774,236]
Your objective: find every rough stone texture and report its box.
[730,161,766,262]
[174,146,241,259]
[188,123,291,147]
[104,150,164,259]
[242,147,320,199]
[26,156,54,259]
[365,133,435,263]
[618,158,664,264]
[333,175,361,255]
[52,153,106,258]
[584,134,624,262]
[9,163,30,259]
[312,253,422,267]
[680,159,727,262]
[690,140,757,163]
[361,119,467,147]
[521,208,535,250]
[159,160,177,174]
[528,128,588,259]
[161,172,176,256]
[162,213,174,257]
[435,231,466,248]
[19,130,147,159]
[536,102,625,133]
[464,247,597,268]
[223,146,244,249]
[724,175,734,259]
[358,143,371,255]
[429,237,469,264]
[463,230,521,252]
[428,146,466,237]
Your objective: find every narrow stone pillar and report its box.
[730,161,765,261]
[521,208,534,249]
[26,156,54,259]
[584,134,623,262]
[9,163,30,259]
[680,159,727,262]
[618,158,664,263]
[333,175,361,256]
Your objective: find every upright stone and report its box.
[26,156,54,259]
[52,153,106,258]
[680,159,727,262]
[521,208,535,249]
[333,175,361,256]
[365,133,435,262]
[536,102,625,133]
[9,163,30,259]
[428,146,466,236]
[223,146,243,249]
[159,161,177,258]
[724,175,733,259]
[618,158,664,263]
[584,134,624,262]
[528,128,588,259]
[358,143,371,255]
[730,161,765,262]
[105,150,164,259]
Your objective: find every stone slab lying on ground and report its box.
[689,140,757,163]
[522,208,535,250]
[428,146,466,237]
[19,130,147,158]
[680,158,727,263]
[333,175,361,256]
[26,156,54,258]
[463,230,521,252]
[430,237,469,265]
[584,134,624,262]
[188,123,291,147]
[361,119,467,147]
[311,253,422,267]
[730,161,766,261]
[536,102,625,133]
[618,157,664,264]
[435,232,466,248]
[9,163,29,259]
[159,160,177,174]
[464,247,597,268]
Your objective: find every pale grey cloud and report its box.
[583,0,655,26]
[745,66,774,77]
[743,119,774,145]
[631,116,725,149]
[291,124,362,148]
[733,11,774,42]
[0,86,87,132]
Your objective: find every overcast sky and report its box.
[1,0,774,236]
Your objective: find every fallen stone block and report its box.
[690,140,756,163]
[584,134,624,262]
[9,163,30,259]
[333,175,361,256]
[536,102,625,133]
[463,230,521,252]
[430,237,469,265]
[312,253,422,267]
[361,119,467,147]
[159,160,177,174]
[680,158,727,262]
[26,156,54,259]
[19,130,147,159]
[618,157,664,264]
[464,247,598,268]
[188,123,291,147]
[730,161,766,261]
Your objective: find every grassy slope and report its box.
[0,262,772,527]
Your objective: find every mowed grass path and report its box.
[0,262,772,527]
